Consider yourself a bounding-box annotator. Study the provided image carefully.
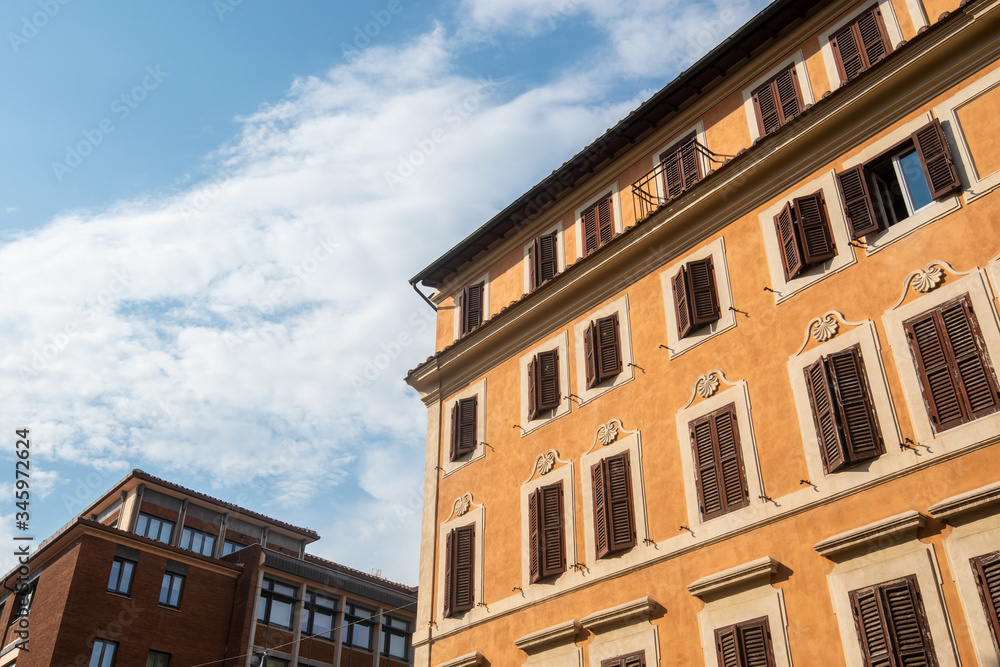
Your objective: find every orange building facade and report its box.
[405,0,1000,665]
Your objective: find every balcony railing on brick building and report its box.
[632,140,733,222]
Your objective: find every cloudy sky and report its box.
[0,0,767,584]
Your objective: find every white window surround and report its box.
[815,511,960,667]
[519,451,577,592]
[522,221,567,294]
[580,422,650,572]
[990,255,1000,301]
[582,597,660,667]
[930,482,1000,667]
[519,331,572,436]
[840,112,961,255]
[659,237,736,359]
[515,620,584,667]
[933,64,1000,204]
[441,378,487,478]
[741,51,816,143]
[452,271,491,342]
[882,269,1000,452]
[787,317,905,491]
[436,496,485,627]
[688,557,794,667]
[649,121,708,200]
[573,182,624,262]
[818,0,904,89]
[758,170,859,303]
[572,295,635,405]
[674,379,765,532]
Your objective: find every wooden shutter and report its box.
[774,67,801,127]
[597,195,615,246]
[528,489,540,583]
[461,282,483,335]
[691,404,748,521]
[601,653,645,667]
[534,232,558,288]
[592,459,609,559]
[913,119,961,199]
[539,482,565,579]
[850,575,937,667]
[716,624,741,667]
[774,203,804,281]
[715,618,776,667]
[940,297,1000,419]
[753,66,800,136]
[449,402,460,462]
[584,320,598,389]
[443,530,453,618]
[832,6,890,81]
[528,356,538,421]
[804,356,847,474]
[452,524,475,614]
[453,396,477,459]
[857,6,891,68]
[673,266,693,338]
[837,165,881,239]
[582,205,599,257]
[536,349,560,412]
[582,195,614,257]
[831,20,864,81]
[752,77,780,136]
[661,132,700,199]
[971,551,1000,655]
[793,192,836,266]
[688,257,721,327]
[596,314,623,384]
[606,451,635,554]
[828,347,882,463]
[528,243,535,292]
[715,406,749,514]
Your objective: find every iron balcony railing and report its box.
[631,140,734,222]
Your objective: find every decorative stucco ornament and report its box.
[454,495,471,517]
[597,421,619,446]
[812,315,839,343]
[697,373,720,398]
[911,265,944,293]
[537,452,556,475]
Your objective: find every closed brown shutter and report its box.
[753,78,780,136]
[691,404,748,521]
[832,6,891,81]
[828,347,882,462]
[837,165,881,239]
[582,205,599,257]
[582,194,614,257]
[449,401,460,462]
[661,132,700,199]
[539,482,565,579]
[461,282,484,335]
[753,65,801,136]
[451,524,475,615]
[528,489,539,582]
[598,195,614,246]
[794,191,836,265]
[443,530,453,618]
[850,575,937,667]
[913,119,961,199]
[673,266,693,338]
[607,451,636,554]
[715,617,776,667]
[537,349,560,412]
[831,21,864,80]
[592,458,609,559]
[528,356,538,421]
[596,314,623,385]
[971,551,1000,655]
[715,406,748,514]
[688,257,720,327]
[584,320,598,389]
[804,356,846,473]
[775,67,801,127]
[452,396,477,459]
[774,203,804,281]
[528,243,535,291]
[601,652,645,667]
[533,232,558,288]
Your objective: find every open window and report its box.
[774,191,837,281]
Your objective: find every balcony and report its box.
[631,139,733,222]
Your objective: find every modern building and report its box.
[1,469,416,667]
[405,0,1000,665]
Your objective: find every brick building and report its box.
[0,470,416,667]
[405,0,1000,665]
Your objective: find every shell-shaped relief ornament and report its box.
[911,266,944,293]
[812,315,839,343]
[536,452,556,476]
[597,421,619,446]
[454,495,471,517]
[697,373,720,398]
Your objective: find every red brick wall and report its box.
[299,636,337,664]
[340,646,374,667]
[222,544,261,666]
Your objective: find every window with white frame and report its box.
[574,185,623,261]
[741,54,814,142]
[442,378,486,476]
[453,272,490,341]
[519,332,570,434]
[573,296,634,405]
[934,66,1000,203]
[524,222,564,292]
[660,237,736,357]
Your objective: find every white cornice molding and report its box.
[434,651,485,667]
[580,596,657,633]
[928,481,1000,521]
[514,619,582,653]
[814,510,926,559]
[687,556,778,599]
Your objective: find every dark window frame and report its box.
[380,614,411,660]
[158,572,184,609]
[179,526,217,556]
[135,512,175,544]
[773,190,837,281]
[301,590,337,641]
[258,577,298,629]
[450,395,478,461]
[527,348,560,421]
[444,523,476,618]
[529,230,559,290]
[343,601,375,650]
[107,557,137,596]
[146,650,171,667]
[849,575,938,666]
[971,551,1000,657]
[90,639,118,667]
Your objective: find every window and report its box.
[343,602,374,649]
[904,295,1000,432]
[444,524,475,617]
[107,557,136,595]
[528,481,566,583]
[838,119,961,240]
[690,404,749,521]
[528,349,560,421]
[179,527,216,556]
[592,452,635,559]
[751,64,802,136]
[89,639,117,667]
[450,395,478,461]
[146,651,170,667]
[714,617,776,667]
[830,5,891,81]
[222,539,245,555]
[159,572,184,608]
[258,578,297,629]
[601,651,645,667]
[251,657,289,667]
[13,579,36,618]
[972,551,1000,656]
[135,513,174,544]
[581,193,615,257]
[773,191,836,281]
[529,231,558,290]
[584,314,622,389]
[849,575,937,666]
[805,344,884,473]
[381,615,410,659]
[672,257,720,338]
[660,132,702,200]
[460,281,484,336]
[301,590,336,640]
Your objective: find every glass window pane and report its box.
[107,561,122,590]
[314,611,333,638]
[271,599,293,627]
[273,582,296,596]
[389,633,406,657]
[353,624,370,649]
[899,149,933,211]
[257,596,267,622]
[159,576,171,604]
[136,514,148,535]
[203,534,216,555]
[121,561,134,587]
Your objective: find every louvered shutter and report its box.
[753,78,780,136]
[583,205,600,256]
[688,257,721,327]
[593,459,609,559]
[940,297,1000,419]
[584,321,598,389]
[597,195,615,246]
[913,119,961,199]
[673,266,693,338]
[832,21,864,80]
[738,618,776,667]
[679,137,701,190]
[774,67,801,127]
[596,314,623,384]
[461,282,483,335]
[828,347,882,463]
[443,530,454,618]
[601,653,644,667]
[858,7,890,69]
[536,232,557,286]
[528,243,536,291]
[528,489,540,583]
[692,404,748,521]
[804,357,848,474]
[850,586,893,666]
[606,451,636,554]
[453,396,477,458]
[537,349,560,412]
[850,576,936,667]
[527,356,538,421]
[715,406,749,514]
[837,165,881,239]
[774,203,804,281]
[832,7,890,81]
[716,625,740,667]
[906,309,965,432]
[449,402,460,461]
[661,133,700,199]
[971,551,1000,654]
[452,524,475,614]
[692,415,723,520]
[794,192,836,266]
[540,482,565,579]
[753,66,800,136]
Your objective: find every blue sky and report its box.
[0,0,767,583]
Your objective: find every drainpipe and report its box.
[410,280,437,312]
